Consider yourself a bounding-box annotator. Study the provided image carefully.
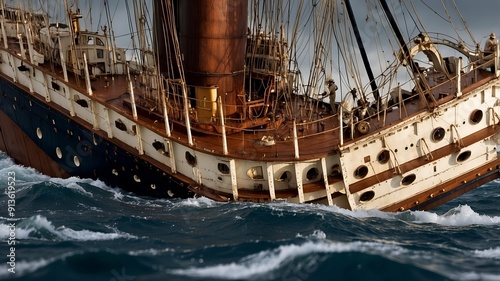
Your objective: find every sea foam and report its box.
[3,215,137,241]
[411,205,500,226]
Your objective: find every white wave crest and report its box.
[450,271,500,281]
[0,257,52,278]
[128,247,173,256]
[473,247,500,260]
[0,222,33,240]
[411,205,500,226]
[11,215,136,241]
[170,240,406,279]
[50,177,111,197]
[0,251,81,278]
[296,229,327,239]
[177,197,219,208]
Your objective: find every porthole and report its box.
[469,109,483,124]
[112,169,118,176]
[306,167,319,181]
[150,184,156,190]
[115,119,127,131]
[354,165,369,179]
[377,150,390,164]
[278,170,292,182]
[431,127,445,142]
[456,150,472,163]
[55,147,62,159]
[359,190,375,202]
[185,151,197,166]
[331,164,342,178]
[247,166,263,179]
[36,127,42,139]
[133,175,141,182]
[218,163,230,174]
[73,155,80,167]
[401,174,416,186]
[167,190,174,197]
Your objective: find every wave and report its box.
[409,205,500,226]
[473,247,500,260]
[169,240,408,279]
[0,254,63,279]
[0,215,137,241]
[248,201,500,228]
[128,247,174,256]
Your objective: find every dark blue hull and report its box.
[0,76,194,199]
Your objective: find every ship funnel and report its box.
[177,0,248,117]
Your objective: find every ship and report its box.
[0,0,499,212]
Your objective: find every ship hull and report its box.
[0,76,194,199]
[1,72,499,209]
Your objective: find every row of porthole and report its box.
[353,109,483,180]
[218,162,323,184]
[186,109,483,184]
[38,124,173,194]
[358,173,418,203]
[110,168,175,197]
[358,173,417,203]
[357,150,472,204]
[355,149,472,180]
[36,127,82,167]
[54,146,81,167]
[430,109,483,141]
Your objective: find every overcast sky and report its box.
[6,0,499,97]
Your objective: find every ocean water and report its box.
[0,151,499,281]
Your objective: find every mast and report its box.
[344,0,379,100]
[378,0,411,63]
[378,0,434,109]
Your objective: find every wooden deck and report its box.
[5,37,497,163]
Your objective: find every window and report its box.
[354,165,369,179]
[401,174,416,186]
[218,163,230,174]
[469,109,483,124]
[431,127,445,142]
[185,151,197,166]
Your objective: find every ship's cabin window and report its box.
[377,150,390,164]
[359,190,375,202]
[277,170,292,182]
[185,151,197,166]
[86,36,105,46]
[469,109,483,124]
[331,164,342,178]
[401,174,416,186]
[456,150,472,163]
[431,127,445,142]
[354,165,369,179]
[73,155,80,167]
[218,163,230,174]
[306,167,319,181]
[247,166,263,179]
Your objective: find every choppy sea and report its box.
[0,151,499,281]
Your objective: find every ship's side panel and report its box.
[0,74,194,199]
[339,80,500,210]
